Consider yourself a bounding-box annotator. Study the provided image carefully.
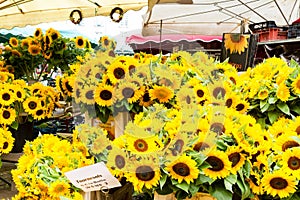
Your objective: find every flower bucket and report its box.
[154,192,216,200]
[9,121,38,153]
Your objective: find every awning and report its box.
[126,34,223,54]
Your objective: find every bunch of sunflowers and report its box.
[0,27,92,82]
[11,134,94,200]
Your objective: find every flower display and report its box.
[11,134,94,199]
[0,27,92,82]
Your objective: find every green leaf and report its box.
[224,174,237,193]
[268,111,281,124]
[260,101,270,113]
[242,160,251,178]
[196,174,215,185]
[291,105,300,115]
[10,121,19,130]
[175,181,189,193]
[268,96,277,104]
[210,184,232,200]
[259,99,268,109]
[277,102,290,115]
[159,174,168,190]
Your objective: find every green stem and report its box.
[36,60,47,82]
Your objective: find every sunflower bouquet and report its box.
[237,57,300,128]
[0,27,92,82]
[11,134,94,200]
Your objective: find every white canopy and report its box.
[143,0,300,36]
[0,0,148,29]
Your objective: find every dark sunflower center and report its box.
[129,65,136,75]
[136,166,155,181]
[100,90,112,101]
[3,141,8,149]
[66,82,73,92]
[210,122,225,134]
[113,67,125,79]
[172,162,190,176]
[36,109,43,116]
[16,91,22,98]
[134,139,148,152]
[28,101,37,110]
[76,89,81,98]
[226,99,233,108]
[295,126,300,135]
[197,90,204,98]
[206,156,225,171]
[122,87,134,98]
[115,155,125,169]
[45,36,51,44]
[250,175,259,186]
[104,39,109,46]
[288,156,300,170]
[282,141,299,151]
[77,39,84,46]
[108,50,115,57]
[172,139,184,156]
[229,77,236,84]
[193,142,210,152]
[236,103,245,111]
[228,152,241,167]
[270,177,288,190]
[213,87,226,99]
[85,90,94,100]
[185,96,191,104]
[2,93,11,101]
[230,34,243,43]
[51,33,58,40]
[2,110,11,119]
[143,92,151,102]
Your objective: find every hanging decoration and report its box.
[69,9,83,24]
[110,7,123,23]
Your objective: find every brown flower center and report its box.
[172,139,184,156]
[288,156,300,170]
[2,93,11,101]
[282,141,299,151]
[122,87,134,99]
[85,90,94,100]
[269,177,288,190]
[2,110,10,119]
[173,162,190,177]
[206,156,225,171]
[226,98,233,108]
[100,90,112,101]
[193,142,210,152]
[115,155,125,169]
[197,89,205,98]
[134,139,148,152]
[210,122,225,134]
[3,141,8,150]
[213,87,226,99]
[113,67,125,79]
[136,166,155,181]
[28,101,37,110]
[236,103,245,111]
[228,152,241,167]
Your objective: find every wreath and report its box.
[70,10,82,24]
[110,7,124,23]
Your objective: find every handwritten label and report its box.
[65,162,121,192]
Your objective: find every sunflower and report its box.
[0,88,16,106]
[94,83,114,107]
[226,146,246,174]
[47,28,60,40]
[48,180,70,197]
[126,134,162,154]
[165,154,199,184]
[34,28,43,38]
[287,116,300,135]
[106,61,128,85]
[139,86,153,107]
[90,134,111,154]
[30,82,45,96]
[276,83,290,102]
[261,170,296,198]
[176,85,196,108]
[126,155,160,193]
[224,33,249,54]
[193,83,209,104]
[9,37,19,47]
[273,132,299,152]
[0,127,14,154]
[13,86,26,101]
[291,74,300,94]
[234,99,249,114]
[23,96,41,114]
[75,36,86,48]
[80,86,96,105]
[164,132,191,162]
[28,44,41,56]
[115,81,142,104]
[0,107,16,125]
[247,172,263,195]
[281,148,300,177]
[257,88,269,100]
[203,149,231,180]
[33,108,47,120]
[99,36,111,48]
[61,76,74,97]
[149,85,174,103]
[106,146,129,177]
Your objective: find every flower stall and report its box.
[2,32,300,200]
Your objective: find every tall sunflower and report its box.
[291,74,300,94]
[281,148,300,177]
[80,85,96,105]
[114,81,142,104]
[126,155,160,193]
[106,146,129,178]
[224,33,249,54]
[125,134,162,154]
[226,146,246,174]
[0,88,16,106]
[165,154,199,184]
[276,83,290,102]
[203,149,231,180]
[48,180,71,198]
[75,36,86,49]
[106,60,128,85]
[0,107,17,125]
[95,83,114,107]
[261,170,296,198]
[149,85,174,103]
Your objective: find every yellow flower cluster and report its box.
[11,134,94,200]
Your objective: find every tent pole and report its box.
[159,20,162,53]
